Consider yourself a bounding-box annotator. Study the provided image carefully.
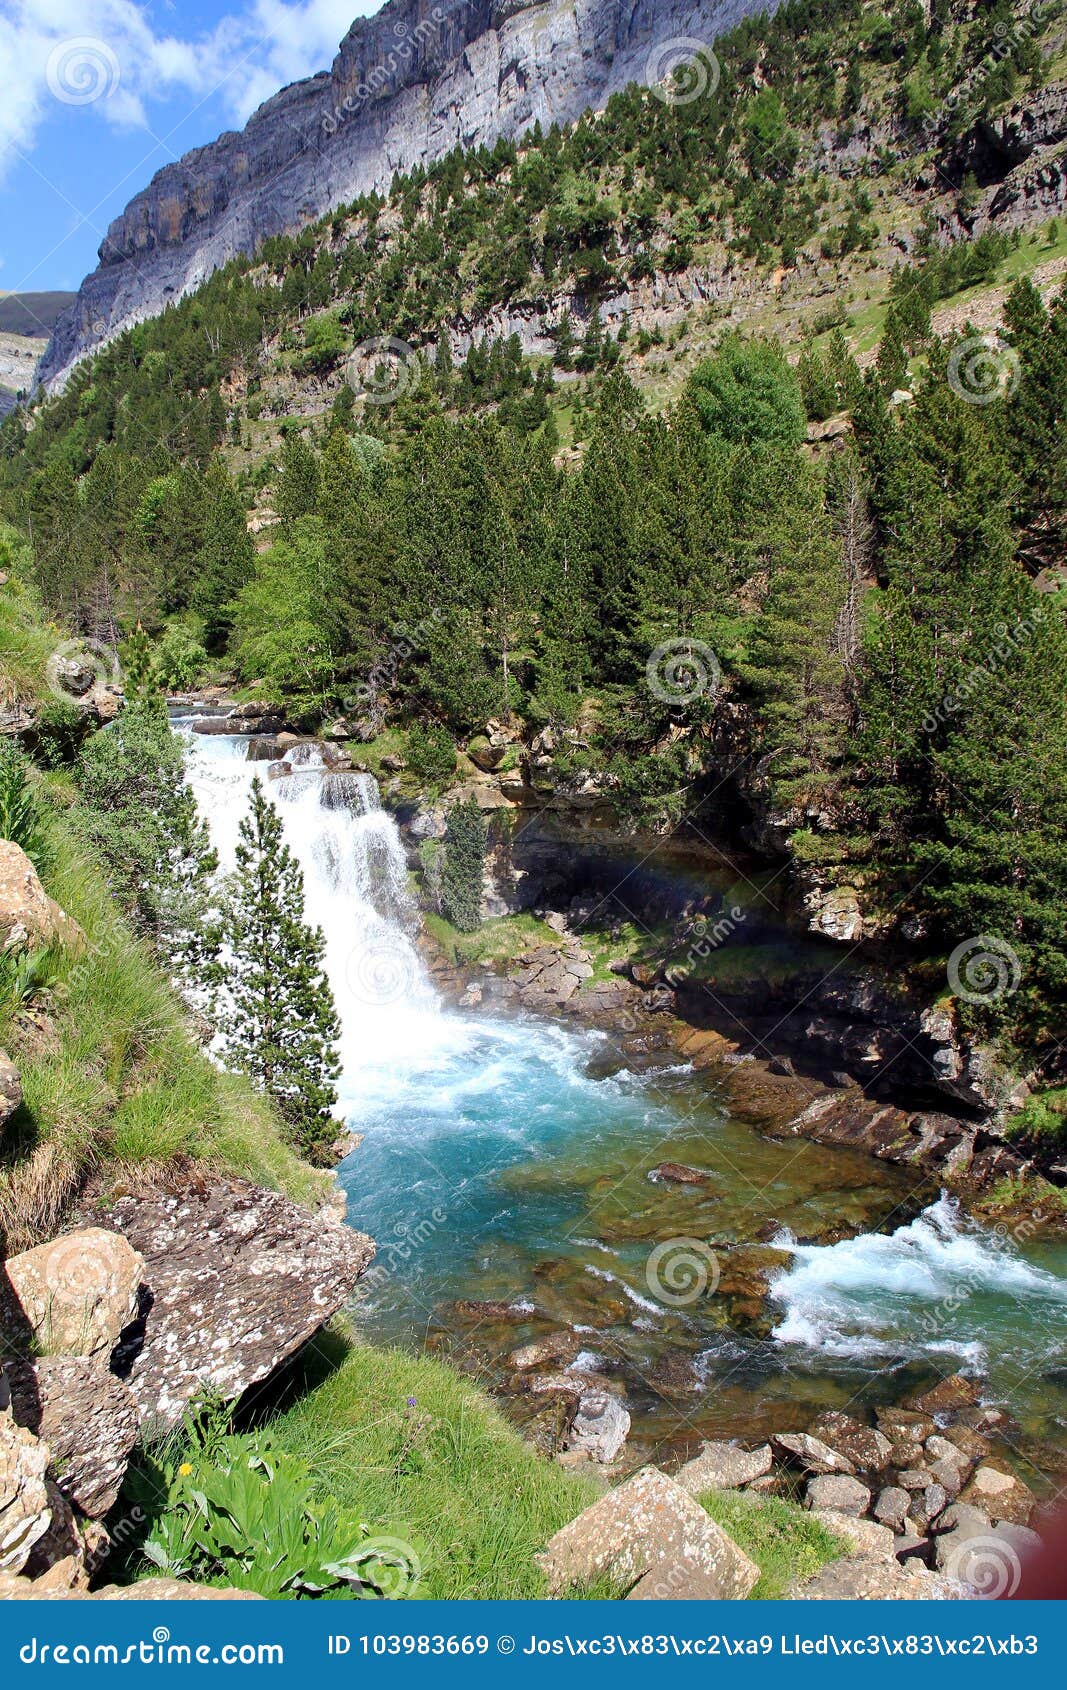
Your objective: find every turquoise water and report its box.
[182,721,1067,1468]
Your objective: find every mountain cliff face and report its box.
[41,0,772,388]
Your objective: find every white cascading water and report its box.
[178,724,471,1113]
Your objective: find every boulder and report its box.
[537,1466,759,1601]
[935,1522,1040,1597]
[1,1357,139,1518]
[0,1053,20,1133]
[673,1441,773,1495]
[0,1229,143,1359]
[0,1410,51,1574]
[0,841,85,954]
[809,1509,897,1562]
[100,1177,375,1430]
[565,1392,630,1464]
[804,1474,871,1516]
[773,1431,856,1475]
[958,1465,1036,1526]
[809,1411,893,1473]
[872,1485,911,1532]
[907,1482,950,1535]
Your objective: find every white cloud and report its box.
[0,0,381,176]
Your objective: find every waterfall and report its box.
[178,722,448,1107]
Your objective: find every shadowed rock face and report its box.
[41,0,774,387]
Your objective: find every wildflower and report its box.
[177,1462,194,1477]
[406,1396,417,1408]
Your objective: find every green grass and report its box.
[0,528,55,708]
[1,809,322,1249]
[265,1332,601,1599]
[424,910,561,966]
[698,1489,848,1599]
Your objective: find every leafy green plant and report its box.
[0,740,52,871]
[136,1418,422,1599]
[0,943,59,1018]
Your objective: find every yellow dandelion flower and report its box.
[177,1463,194,1476]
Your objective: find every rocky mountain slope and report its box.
[40,0,773,389]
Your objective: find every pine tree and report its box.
[441,798,487,932]
[218,779,341,1163]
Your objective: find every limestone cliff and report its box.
[40,0,772,388]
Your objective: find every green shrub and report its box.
[406,722,457,784]
[441,798,486,932]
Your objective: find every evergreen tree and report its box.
[190,459,256,650]
[441,798,487,932]
[218,779,341,1162]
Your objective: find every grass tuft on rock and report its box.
[699,1488,848,1598]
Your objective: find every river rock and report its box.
[809,1411,893,1473]
[651,1162,712,1186]
[565,1392,630,1463]
[873,1486,912,1532]
[673,1441,773,1495]
[0,1409,51,1574]
[958,1465,1036,1525]
[907,1482,950,1535]
[0,1229,143,1359]
[0,841,86,955]
[1,1356,139,1518]
[99,1176,375,1430]
[506,1331,581,1371]
[909,1373,981,1418]
[804,1474,871,1516]
[0,1053,20,1132]
[809,1510,897,1562]
[773,1432,856,1475]
[790,1559,966,1600]
[537,1466,759,1600]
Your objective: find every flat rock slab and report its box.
[958,1465,1036,1526]
[100,1177,374,1431]
[805,1474,871,1516]
[1,1357,139,1519]
[0,1574,263,1600]
[773,1431,856,1475]
[674,1441,773,1494]
[537,1465,759,1600]
[809,1509,897,1562]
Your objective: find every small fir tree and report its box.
[218,779,341,1163]
[441,798,487,933]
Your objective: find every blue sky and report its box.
[0,0,380,297]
